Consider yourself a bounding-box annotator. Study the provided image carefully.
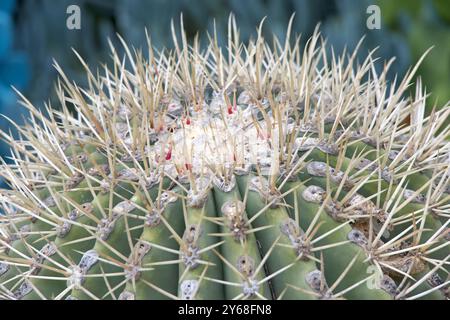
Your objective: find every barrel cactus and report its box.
[0,17,449,300]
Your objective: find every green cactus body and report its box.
[0,17,448,300]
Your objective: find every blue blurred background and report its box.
[0,0,449,187]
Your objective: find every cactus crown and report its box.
[0,16,449,300]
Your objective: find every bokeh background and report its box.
[0,0,449,187]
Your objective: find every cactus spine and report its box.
[0,16,449,300]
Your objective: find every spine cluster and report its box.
[0,16,448,300]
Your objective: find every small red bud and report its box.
[165,146,172,160]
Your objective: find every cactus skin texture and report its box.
[0,16,449,300]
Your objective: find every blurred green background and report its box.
[0,0,449,165]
